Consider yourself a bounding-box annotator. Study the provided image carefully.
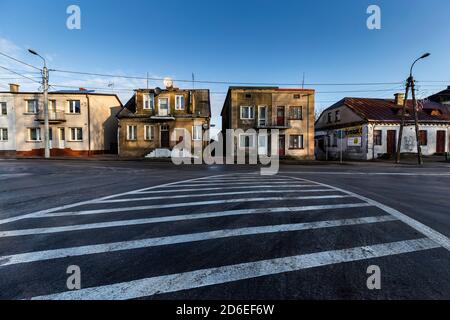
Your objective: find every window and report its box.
[158,97,169,116]
[240,106,254,119]
[374,130,382,146]
[143,94,154,110]
[290,106,303,120]
[49,128,53,141]
[289,135,304,149]
[68,100,81,114]
[293,94,301,99]
[0,102,6,115]
[419,130,428,146]
[327,112,332,123]
[239,134,255,148]
[245,93,252,99]
[28,128,41,141]
[175,95,185,110]
[0,128,7,141]
[144,125,154,141]
[126,125,137,141]
[335,110,341,122]
[49,100,57,113]
[70,128,83,141]
[192,125,202,141]
[27,100,38,113]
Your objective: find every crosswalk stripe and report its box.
[0,203,373,238]
[39,195,353,217]
[0,215,397,267]
[171,181,315,187]
[29,238,439,300]
[135,185,321,194]
[97,189,336,203]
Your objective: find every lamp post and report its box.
[28,49,50,159]
[396,53,430,165]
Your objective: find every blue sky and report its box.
[0,0,449,132]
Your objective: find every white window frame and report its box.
[143,93,154,110]
[239,133,256,148]
[68,100,81,114]
[192,125,203,141]
[144,125,155,141]
[175,95,185,110]
[0,128,8,141]
[126,125,137,141]
[69,127,83,141]
[26,100,38,114]
[0,102,7,115]
[258,105,267,126]
[240,106,254,120]
[28,128,41,141]
[158,97,170,116]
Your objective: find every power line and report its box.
[0,65,42,84]
[0,51,41,71]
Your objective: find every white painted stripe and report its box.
[41,195,353,217]
[0,173,32,180]
[168,181,319,187]
[0,203,373,238]
[0,215,397,267]
[98,189,336,203]
[286,176,450,252]
[188,178,293,183]
[0,174,232,226]
[136,184,321,194]
[281,171,450,177]
[29,238,439,300]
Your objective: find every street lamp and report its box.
[396,53,430,165]
[28,49,50,158]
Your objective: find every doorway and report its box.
[436,130,446,153]
[277,107,285,126]
[160,125,170,148]
[279,135,285,156]
[387,130,396,155]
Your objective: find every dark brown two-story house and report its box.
[117,82,211,157]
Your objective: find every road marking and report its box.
[0,203,373,238]
[135,184,321,194]
[29,238,439,300]
[281,171,450,177]
[97,189,336,203]
[0,174,232,226]
[41,195,353,217]
[0,215,397,267]
[164,181,320,187]
[286,176,450,252]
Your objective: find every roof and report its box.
[427,86,450,103]
[117,89,211,119]
[320,97,450,124]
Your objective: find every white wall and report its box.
[0,93,16,151]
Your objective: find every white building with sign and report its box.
[315,94,450,160]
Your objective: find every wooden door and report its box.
[160,126,170,148]
[436,130,446,153]
[387,130,396,155]
[279,135,285,156]
[277,107,285,126]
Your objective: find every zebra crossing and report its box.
[0,173,448,300]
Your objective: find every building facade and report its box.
[428,85,450,105]
[0,84,122,157]
[117,85,211,157]
[315,94,450,160]
[221,87,315,159]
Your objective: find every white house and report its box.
[315,93,450,160]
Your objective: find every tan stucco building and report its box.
[221,86,315,159]
[0,84,122,157]
[116,85,211,157]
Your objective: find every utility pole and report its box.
[29,49,50,158]
[395,53,430,165]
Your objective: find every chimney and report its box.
[9,83,19,93]
[394,93,405,106]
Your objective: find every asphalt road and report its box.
[0,159,450,299]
